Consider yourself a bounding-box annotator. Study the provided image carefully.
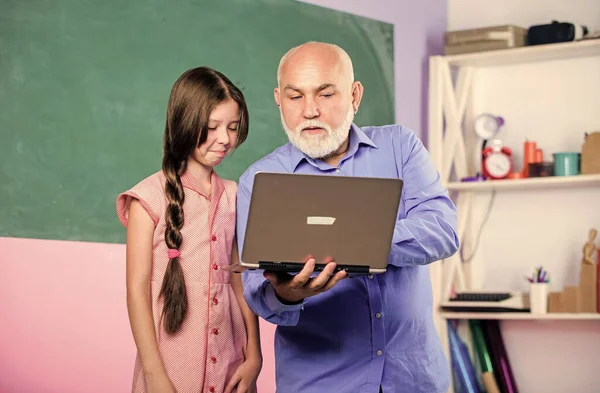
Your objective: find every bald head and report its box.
[277,42,354,88]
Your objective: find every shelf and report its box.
[442,38,600,68]
[446,173,600,192]
[442,312,600,320]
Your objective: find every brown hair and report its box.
[160,66,249,334]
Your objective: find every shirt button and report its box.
[209,387,215,393]
[367,274,374,279]
[377,350,383,356]
[211,235,217,241]
[213,264,219,270]
[375,312,382,319]
[210,356,217,363]
[212,298,218,305]
[335,168,341,174]
[212,328,219,335]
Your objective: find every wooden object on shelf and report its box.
[582,228,598,265]
[579,261,598,312]
[548,258,598,314]
[581,132,600,174]
[562,286,581,313]
[579,229,598,312]
[548,292,565,313]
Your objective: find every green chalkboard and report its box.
[0,0,394,243]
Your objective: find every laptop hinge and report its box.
[258,261,371,275]
[336,265,370,274]
[258,261,304,272]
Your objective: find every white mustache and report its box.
[296,120,331,134]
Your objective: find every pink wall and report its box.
[0,238,132,392]
[0,237,277,393]
[0,2,446,392]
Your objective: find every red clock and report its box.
[482,140,513,180]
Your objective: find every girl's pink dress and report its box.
[117,170,249,393]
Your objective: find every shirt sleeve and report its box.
[236,170,305,327]
[388,127,460,267]
[116,175,164,227]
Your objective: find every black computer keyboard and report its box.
[449,292,512,302]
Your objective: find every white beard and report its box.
[281,106,355,159]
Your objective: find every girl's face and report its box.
[191,99,240,168]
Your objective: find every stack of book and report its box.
[448,320,518,393]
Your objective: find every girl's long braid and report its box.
[160,129,188,335]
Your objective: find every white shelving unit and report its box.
[441,312,600,321]
[427,39,600,393]
[446,173,600,192]
[442,38,600,67]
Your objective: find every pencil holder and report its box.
[530,283,548,314]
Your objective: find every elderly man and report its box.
[236,42,459,393]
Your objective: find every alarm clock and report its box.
[482,139,513,180]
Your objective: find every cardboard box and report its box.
[445,25,527,55]
[581,132,600,174]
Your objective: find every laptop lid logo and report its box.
[306,216,336,225]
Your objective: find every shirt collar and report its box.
[180,169,222,199]
[289,123,378,171]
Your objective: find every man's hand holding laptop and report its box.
[263,256,348,304]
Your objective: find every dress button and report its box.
[211,235,217,241]
[209,387,215,393]
[212,328,219,335]
[367,274,374,279]
[375,312,382,319]
[212,297,218,305]
[377,350,383,356]
[335,168,341,174]
[210,356,217,363]
[213,264,219,270]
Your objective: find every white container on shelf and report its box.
[530,283,549,314]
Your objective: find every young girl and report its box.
[116,67,261,393]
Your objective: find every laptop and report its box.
[234,172,403,275]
